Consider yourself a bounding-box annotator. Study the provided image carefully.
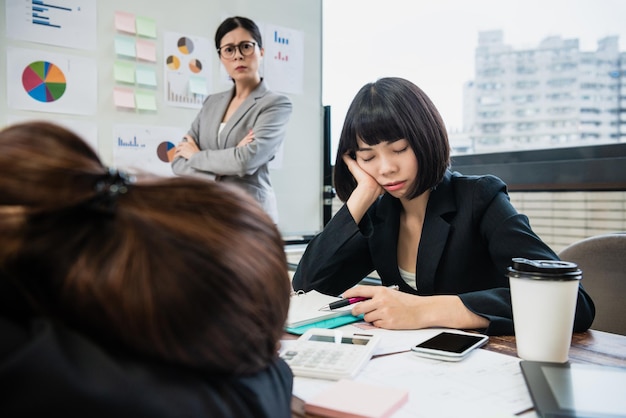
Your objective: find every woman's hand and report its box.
[342,154,383,223]
[343,285,489,330]
[174,135,200,160]
[237,129,255,147]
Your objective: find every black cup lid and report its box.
[509,257,581,279]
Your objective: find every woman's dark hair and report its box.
[0,121,290,375]
[214,16,263,50]
[333,77,450,202]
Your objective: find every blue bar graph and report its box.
[274,31,289,45]
[31,0,72,29]
[118,136,145,148]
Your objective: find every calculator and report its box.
[280,328,381,380]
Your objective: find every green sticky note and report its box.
[136,16,156,38]
[135,90,157,111]
[113,61,135,84]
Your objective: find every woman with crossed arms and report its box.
[172,16,292,224]
[292,77,595,335]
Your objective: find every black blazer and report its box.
[292,170,595,335]
[0,317,293,417]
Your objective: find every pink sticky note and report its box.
[113,87,136,109]
[305,379,409,418]
[114,11,136,34]
[136,39,157,62]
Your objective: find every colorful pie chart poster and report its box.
[7,47,97,115]
[164,31,211,109]
[112,124,186,177]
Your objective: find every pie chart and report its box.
[189,59,202,73]
[22,61,67,103]
[166,55,180,70]
[157,141,176,162]
[177,37,194,55]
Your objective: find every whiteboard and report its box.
[0,0,323,237]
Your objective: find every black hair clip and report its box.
[95,168,135,197]
[90,168,136,213]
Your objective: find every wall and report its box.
[0,0,324,237]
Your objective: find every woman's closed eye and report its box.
[394,146,409,154]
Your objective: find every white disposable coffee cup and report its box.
[508,258,582,363]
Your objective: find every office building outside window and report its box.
[455,30,626,155]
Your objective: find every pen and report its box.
[319,285,400,311]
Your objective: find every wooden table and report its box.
[290,329,626,417]
[484,329,626,368]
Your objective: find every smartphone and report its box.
[411,331,488,362]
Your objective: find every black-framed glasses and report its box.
[217,41,257,59]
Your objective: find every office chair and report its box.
[558,233,626,335]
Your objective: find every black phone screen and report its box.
[416,332,485,354]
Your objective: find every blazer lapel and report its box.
[220,81,269,148]
[418,171,455,294]
[369,196,402,283]
[214,90,234,149]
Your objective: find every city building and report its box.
[462,30,626,154]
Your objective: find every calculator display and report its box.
[309,335,371,345]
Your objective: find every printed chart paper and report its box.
[5,0,97,50]
[7,47,97,115]
[113,124,186,177]
[164,31,211,109]
[262,24,304,95]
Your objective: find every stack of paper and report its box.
[286,290,360,333]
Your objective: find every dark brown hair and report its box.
[215,16,263,50]
[334,77,450,201]
[0,121,290,374]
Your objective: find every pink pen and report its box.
[320,285,399,310]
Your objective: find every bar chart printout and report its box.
[262,24,304,94]
[5,0,97,50]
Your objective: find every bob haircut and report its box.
[333,77,450,202]
[214,16,263,50]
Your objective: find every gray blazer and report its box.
[172,79,292,223]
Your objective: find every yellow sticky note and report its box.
[135,90,157,111]
[114,61,136,84]
[136,16,156,38]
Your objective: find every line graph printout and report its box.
[5,0,97,50]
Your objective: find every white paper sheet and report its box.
[291,341,532,418]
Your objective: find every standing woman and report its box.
[172,16,292,224]
[292,77,595,336]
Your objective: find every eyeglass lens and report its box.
[219,42,256,58]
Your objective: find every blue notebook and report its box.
[285,314,363,335]
[286,290,361,333]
